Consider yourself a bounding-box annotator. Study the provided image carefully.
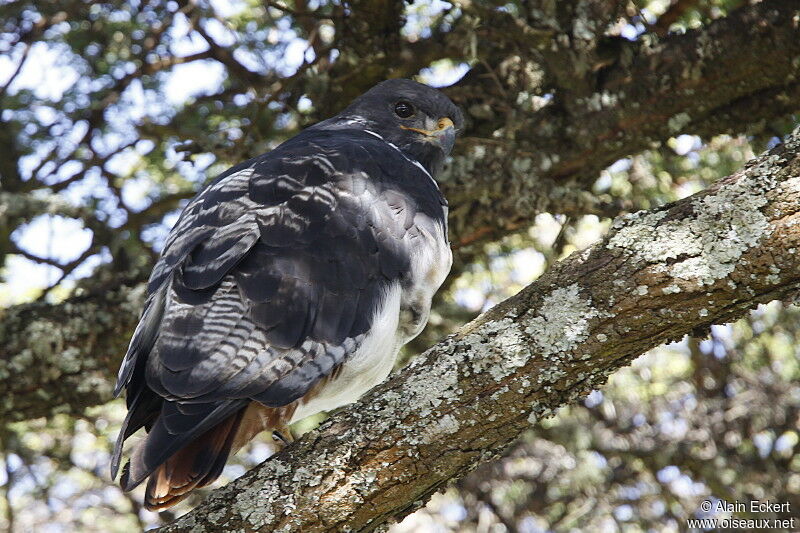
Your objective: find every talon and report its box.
[272,427,294,447]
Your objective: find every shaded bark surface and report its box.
[155,128,800,532]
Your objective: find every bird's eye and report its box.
[394,101,415,118]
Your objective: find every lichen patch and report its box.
[421,414,460,444]
[397,354,460,417]
[609,168,774,285]
[469,318,531,382]
[524,284,599,360]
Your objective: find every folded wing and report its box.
[112,131,429,500]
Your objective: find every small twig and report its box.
[649,0,701,36]
[36,244,98,301]
[0,42,31,98]
[10,244,66,268]
[551,214,572,257]
[480,59,509,100]
[264,0,333,19]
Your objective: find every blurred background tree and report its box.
[1,0,799,531]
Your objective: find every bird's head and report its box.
[331,78,464,176]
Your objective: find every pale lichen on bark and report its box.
[608,155,778,286]
[0,281,144,421]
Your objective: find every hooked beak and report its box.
[400,117,457,154]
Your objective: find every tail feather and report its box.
[111,386,161,480]
[143,407,245,511]
[120,399,247,492]
[116,399,296,510]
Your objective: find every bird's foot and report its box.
[272,426,295,448]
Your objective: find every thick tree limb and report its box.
[0,276,145,421]
[443,0,800,260]
[1,0,799,422]
[156,128,800,532]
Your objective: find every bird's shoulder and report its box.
[249,127,446,211]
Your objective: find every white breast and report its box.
[289,283,403,423]
[289,211,452,423]
[410,216,452,297]
[398,215,452,343]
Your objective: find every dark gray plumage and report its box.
[111,79,462,509]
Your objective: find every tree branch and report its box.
[0,275,145,422]
[156,127,800,532]
[441,0,800,263]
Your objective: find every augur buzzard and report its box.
[111,79,462,509]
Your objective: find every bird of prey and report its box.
[111,79,462,510]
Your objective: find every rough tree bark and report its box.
[155,129,800,532]
[1,0,798,422]
[0,274,145,421]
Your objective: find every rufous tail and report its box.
[143,409,244,510]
